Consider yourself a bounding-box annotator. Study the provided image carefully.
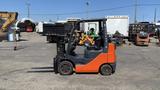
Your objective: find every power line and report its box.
[137,3,160,6]
[20,4,160,16]
[20,5,134,16]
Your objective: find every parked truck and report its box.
[41,20,77,43]
[36,22,55,35]
[36,19,80,43]
[16,18,36,32]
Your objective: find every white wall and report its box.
[80,22,99,34]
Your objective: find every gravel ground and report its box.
[0,32,160,90]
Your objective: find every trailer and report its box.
[106,16,129,38]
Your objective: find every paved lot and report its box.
[0,33,160,90]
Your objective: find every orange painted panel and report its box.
[75,43,116,73]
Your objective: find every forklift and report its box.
[53,18,116,76]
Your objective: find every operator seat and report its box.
[84,48,102,59]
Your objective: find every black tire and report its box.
[100,64,113,76]
[58,61,73,75]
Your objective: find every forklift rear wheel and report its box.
[100,64,113,76]
[58,61,73,75]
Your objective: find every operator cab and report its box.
[69,19,108,64]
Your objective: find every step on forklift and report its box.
[53,18,116,76]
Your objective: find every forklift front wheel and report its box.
[58,61,73,75]
[100,64,113,76]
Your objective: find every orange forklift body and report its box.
[75,43,116,73]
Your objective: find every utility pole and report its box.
[86,1,89,19]
[56,15,59,21]
[26,0,30,18]
[154,8,157,23]
[142,15,144,22]
[134,0,138,23]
